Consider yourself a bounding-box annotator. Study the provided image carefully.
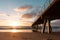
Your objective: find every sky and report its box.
[0,0,60,26]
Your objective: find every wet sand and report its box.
[0,32,60,40]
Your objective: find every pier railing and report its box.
[39,0,54,14]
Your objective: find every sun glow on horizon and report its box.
[9,21,20,26]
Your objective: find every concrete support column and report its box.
[41,18,52,34]
[47,19,52,33]
[41,19,47,33]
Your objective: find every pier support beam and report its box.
[41,18,52,33]
[47,19,52,33]
[42,19,47,33]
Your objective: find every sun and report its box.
[9,21,20,26]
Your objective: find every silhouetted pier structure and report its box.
[32,0,60,33]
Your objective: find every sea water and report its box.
[0,26,60,32]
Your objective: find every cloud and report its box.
[20,22,33,26]
[0,12,7,16]
[21,11,39,19]
[0,11,9,20]
[22,13,33,19]
[21,6,41,19]
[18,21,33,26]
[13,5,32,12]
[51,20,60,26]
[13,5,40,19]
[0,11,21,21]
[0,11,33,26]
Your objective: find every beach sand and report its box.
[0,32,60,40]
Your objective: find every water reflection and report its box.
[0,29,32,32]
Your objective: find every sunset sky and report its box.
[0,0,60,26]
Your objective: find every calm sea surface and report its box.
[0,26,60,32]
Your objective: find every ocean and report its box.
[0,26,60,32]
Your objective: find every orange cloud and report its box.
[18,22,33,26]
[21,11,37,19]
[14,5,32,12]
[22,14,33,19]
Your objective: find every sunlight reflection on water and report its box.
[0,29,32,32]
